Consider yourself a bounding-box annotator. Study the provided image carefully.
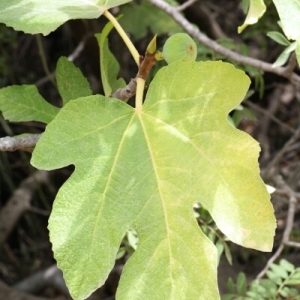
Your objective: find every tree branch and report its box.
[264,126,300,177]
[0,280,50,300]
[0,170,49,247]
[0,134,41,152]
[176,0,198,12]
[14,265,69,297]
[111,78,137,101]
[256,175,298,280]
[147,0,300,85]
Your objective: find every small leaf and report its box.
[56,57,92,105]
[287,288,299,296]
[279,286,291,297]
[238,0,266,33]
[285,269,300,285]
[236,272,247,295]
[259,279,277,296]
[272,49,291,68]
[227,277,235,294]
[285,278,300,285]
[232,105,256,127]
[270,263,289,279]
[0,0,132,35]
[0,85,59,124]
[296,41,300,66]
[241,0,250,14]
[127,230,138,250]
[246,291,265,300]
[266,270,283,285]
[215,239,224,263]
[223,240,232,265]
[208,231,217,243]
[249,281,268,295]
[95,20,126,97]
[279,259,295,272]
[116,246,126,259]
[285,41,298,54]
[267,31,290,46]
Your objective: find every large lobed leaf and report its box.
[0,85,59,124]
[31,61,276,299]
[0,0,131,35]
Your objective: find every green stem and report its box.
[104,10,140,66]
[35,34,56,88]
[135,78,145,112]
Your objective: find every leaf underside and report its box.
[31,61,276,300]
[0,0,131,35]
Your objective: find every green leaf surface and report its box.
[272,42,297,68]
[272,49,290,68]
[267,31,290,46]
[56,57,92,106]
[0,0,131,35]
[31,61,275,299]
[273,0,300,40]
[95,20,126,97]
[296,41,300,66]
[279,259,295,272]
[0,85,59,124]
[270,263,289,279]
[238,0,266,33]
[236,272,247,295]
[119,0,182,39]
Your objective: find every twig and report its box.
[0,134,41,152]
[176,0,198,12]
[35,33,92,87]
[244,100,295,133]
[111,78,137,101]
[0,170,49,247]
[274,188,300,200]
[14,264,69,296]
[256,175,298,280]
[111,41,158,104]
[284,241,300,248]
[147,0,300,86]
[67,33,93,62]
[0,280,50,300]
[35,34,56,88]
[264,126,300,177]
